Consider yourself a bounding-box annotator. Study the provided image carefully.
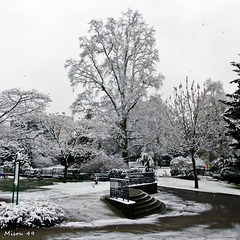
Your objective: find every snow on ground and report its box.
[0,181,109,202]
[1,171,240,239]
[0,170,239,223]
[155,167,171,177]
[156,167,240,196]
[0,179,212,224]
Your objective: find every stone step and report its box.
[134,200,164,218]
[129,189,147,200]
[132,193,150,203]
[135,195,153,207]
[135,197,156,211]
[128,188,165,219]
[105,188,165,219]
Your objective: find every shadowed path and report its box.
[157,186,240,230]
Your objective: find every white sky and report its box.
[0,0,240,115]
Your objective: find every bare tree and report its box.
[167,78,208,188]
[65,9,163,162]
[37,114,82,183]
[0,88,51,124]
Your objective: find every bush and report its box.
[0,202,64,229]
[210,158,240,184]
[80,152,127,173]
[210,158,230,174]
[108,169,126,178]
[170,156,205,177]
[220,167,240,184]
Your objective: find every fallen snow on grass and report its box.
[155,167,171,177]
[0,181,110,202]
[61,216,158,228]
[157,174,240,196]
[60,196,211,228]
[156,191,212,217]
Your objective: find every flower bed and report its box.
[0,202,64,229]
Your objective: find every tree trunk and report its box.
[120,117,129,165]
[190,149,199,189]
[63,158,68,183]
[121,136,129,164]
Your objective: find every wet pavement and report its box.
[157,186,240,230]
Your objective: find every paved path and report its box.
[157,186,240,230]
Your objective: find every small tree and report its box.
[37,114,82,183]
[167,78,208,188]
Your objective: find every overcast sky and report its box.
[1,0,240,115]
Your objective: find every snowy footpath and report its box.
[0,170,240,240]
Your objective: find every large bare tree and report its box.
[65,9,163,162]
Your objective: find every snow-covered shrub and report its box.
[170,156,206,177]
[1,161,14,173]
[108,168,127,178]
[31,155,54,168]
[210,158,230,174]
[220,168,240,183]
[126,167,144,173]
[0,202,64,229]
[210,158,240,183]
[80,152,126,173]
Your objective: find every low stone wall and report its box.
[105,197,135,219]
[129,182,158,194]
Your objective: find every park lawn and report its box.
[0,178,62,192]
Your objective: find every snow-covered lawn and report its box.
[156,167,240,196]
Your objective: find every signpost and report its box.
[12,152,21,205]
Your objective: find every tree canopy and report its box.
[0,88,51,124]
[65,9,164,160]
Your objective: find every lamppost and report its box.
[12,152,21,205]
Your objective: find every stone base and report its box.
[105,184,165,219]
[105,197,135,219]
[128,182,158,194]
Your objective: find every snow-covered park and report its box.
[1,169,240,240]
[2,2,240,240]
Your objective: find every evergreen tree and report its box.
[221,61,240,154]
[217,62,240,184]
